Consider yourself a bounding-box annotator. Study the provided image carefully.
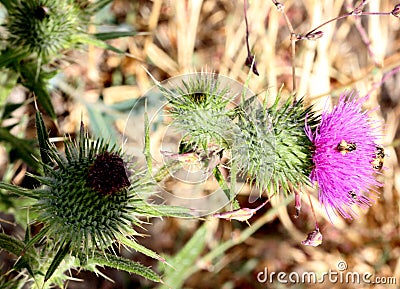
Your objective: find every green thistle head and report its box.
[158,73,243,151]
[32,126,152,258]
[234,94,319,195]
[5,0,87,61]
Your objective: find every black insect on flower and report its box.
[371,145,385,170]
[336,139,357,156]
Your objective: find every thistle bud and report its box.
[305,31,324,41]
[302,228,323,247]
[391,4,400,18]
[5,0,87,61]
[32,128,151,256]
[157,73,248,151]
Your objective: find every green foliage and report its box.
[0,127,40,171]
[0,0,137,119]
[92,252,162,283]
[18,61,57,118]
[35,109,52,169]
[44,241,71,283]
[0,182,38,199]
[0,234,86,288]
[0,233,38,269]
[93,30,144,41]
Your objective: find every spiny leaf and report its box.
[44,241,71,282]
[0,233,38,277]
[93,31,147,41]
[0,233,38,264]
[35,109,52,169]
[144,108,152,174]
[19,226,50,259]
[118,235,168,264]
[136,204,194,218]
[0,182,38,199]
[91,252,162,283]
[72,33,127,55]
[0,48,29,69]
[127,196,193,218]
[18,63,57,119]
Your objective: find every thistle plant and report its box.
[305,91,383,220]
[153,72,386,250]
[34,129,143,258]
[0,111,192,288]
[155,72,321,207]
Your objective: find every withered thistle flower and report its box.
[305,91,382,219]
[87,151,131,195]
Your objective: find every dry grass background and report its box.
[4,0,400,288]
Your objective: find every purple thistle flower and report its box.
[305,91,382,220]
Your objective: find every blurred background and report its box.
[1,0,400,288]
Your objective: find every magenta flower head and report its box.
[305,91,382,220]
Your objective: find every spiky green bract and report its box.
[5,0,88,62]
[158,73,240,150]
[234,94,319,196]
[268,97,319,193]
[31,129,152,259]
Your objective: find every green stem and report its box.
[152,161,182,183]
